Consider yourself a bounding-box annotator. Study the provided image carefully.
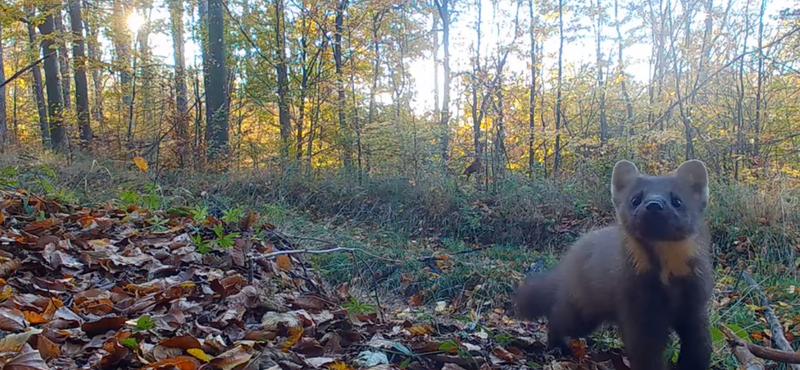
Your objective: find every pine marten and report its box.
[515,160,713,370]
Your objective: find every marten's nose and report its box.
[645,197,666,211]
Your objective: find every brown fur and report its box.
[514,160,713,370]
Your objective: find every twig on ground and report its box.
[741,270,800,370]
[720,324,765,370]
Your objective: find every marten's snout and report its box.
[644,196,666,212]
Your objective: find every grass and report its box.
[0,152,798,368]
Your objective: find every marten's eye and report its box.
[630,196,642,207]
[671,195,683,208]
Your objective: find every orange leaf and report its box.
[327,360,354,370]
[276,255,292,271]
[143,356,200,370]
[133,157,149,172]
[407,324,433,336]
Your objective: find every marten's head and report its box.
[611,160,709,241]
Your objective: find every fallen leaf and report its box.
[133,157,149,172]
[3,343,50,370]
[276,254,292,271]
[187,348,212,362]
[159,336,202,350]
[0,307,27,332]
[143,356,200,370]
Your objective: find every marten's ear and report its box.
[676,159,709,200]
[611,160,639,202]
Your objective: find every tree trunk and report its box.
[0,21,6,146]
[334,0,352,172]
[205,0,229,159]
[735,1,751,180]
[112,0,133,141]
[471,0,483,185]
[168,0,189,165]
[527,0,536,177]
[596,0,607,145]
[27,11,50,147]
[553,0,563,177]
[274,0,292,157]
[435,0,451,167]
[754,0,766,158]
[38,10,66,152]
[84,1,104,130]
[55,11,72,112]
[432,12,439,120]
[614,0,633,134]
[70,0,92,147]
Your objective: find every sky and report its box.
[116,0,796,116]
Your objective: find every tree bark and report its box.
[596,0,607,145]
[70,0,92,147]
[26,10,50,147]
[553,0,563,177]
[84,1,103,130]
[168,0,189,165]
[38,10,66,152]
[205,0,229,159]
[527,0,536,177]
[54,11,72,112]
[112,0,132,141]
[434,0,451,167]
[274,0,292,157]
[0,21,7,146]
[334,0,352,172]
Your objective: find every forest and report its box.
[0,0,798,368]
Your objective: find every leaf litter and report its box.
[0,189,637,370]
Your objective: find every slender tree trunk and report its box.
[70,0,92,147]
[307,53,324,174]
[84,1,103,130]
[614,0,633,133]
[432,12,440,119]
[753,0,766,158]
[55,11,72,112]
[471,0,483,185]
[0,21,6,147]
[553,0,563,177]
[435,0,451,167]
[168,0,189,165]
[205,0,229,159]
[527,0,536,177]
[38,9,66,151]
[113,0,133,141]
[735,0,751,180]
[27,11,49,147]
[275,0,292,157]
[596,0,607,145]
[334,0,352,172]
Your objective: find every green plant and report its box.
[133,315,155,332]
[191,233,213,254]
[0,167,19,188]
[191,204,209,223]
[222,205,245,224]
[121,338,138,349]
[342,297,377,315]
[212,224,238,248]
[148,214,169,232]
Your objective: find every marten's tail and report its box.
[514,270,558,321]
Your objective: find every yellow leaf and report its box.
[133,157,148,172]
[328,360,354,370]
[187,348,213,362]
[0,286,12,301]
[276,255,292,271]
[407,324,433,336]
[281,326,303,352]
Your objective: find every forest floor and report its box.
[0,157,797,369]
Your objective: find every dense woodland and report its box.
[0,0,797,184]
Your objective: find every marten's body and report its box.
[515,160,713,370]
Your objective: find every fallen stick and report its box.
[720,324,765,370]
[741,271,800,370]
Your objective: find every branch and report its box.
[653,25,800,128]
[720,324,765,370]
[218,0,275,69]
[742,271,800,370]
[0,51,57,89]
